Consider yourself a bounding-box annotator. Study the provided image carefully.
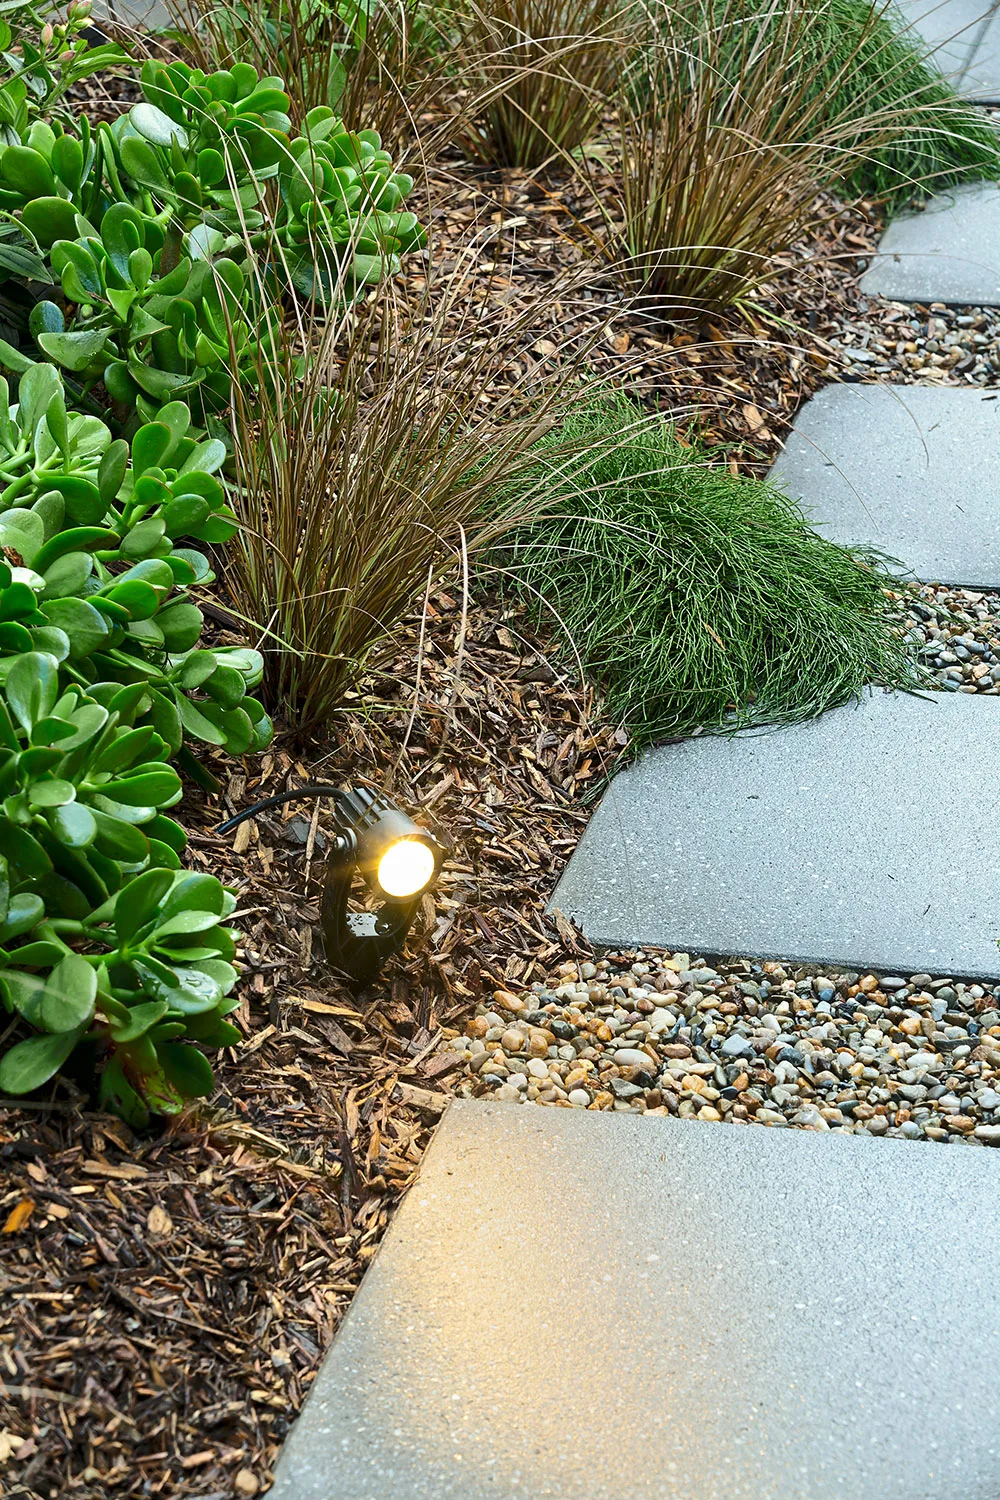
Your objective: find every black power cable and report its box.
[214,784,350,836]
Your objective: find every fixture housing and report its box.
[217,784,444,984]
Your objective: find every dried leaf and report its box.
[3,1199,33,1234]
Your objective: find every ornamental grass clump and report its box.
[496,398,923,748]
[781,0,1000,208]
[603,0,997,314]
[448,0,638,167]
[222,267,612,731]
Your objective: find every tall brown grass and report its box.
[598,0,957,315]
[221,262,618,731]
[448,0,639,167]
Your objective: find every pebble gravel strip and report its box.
[833,301,1000,384]
[895,584,1000,693]
[443,953,1000,1144]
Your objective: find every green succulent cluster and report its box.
[0,56,426,424]
[0,360,268,1120]
[0,0,126,142]
[0,362,272,758]
[25,203,254,423]
[0,659,242,1125]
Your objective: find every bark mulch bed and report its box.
[0,140,906,1500]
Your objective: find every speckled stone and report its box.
[861,184,1000,306]
[270,1100,1000,1499]
[549,689,1000,979]
[769,384,1000,587]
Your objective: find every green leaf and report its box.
[158,601,203,652]
[115,865,174,943]
[0,1025,82,1093]
[157,1040,214,1097]
[120,516,167,560]
[5,651,58,731]
[40,951,97,1032]
[0,820,52,880]
[133,954,218,1014]
[154,910,223,939]
[28,778,76,807]
[109,998,169,1043]
[37,328,109,373]
[40,598,112,659]
[8,941,66,969]
[49,801,97,849]
[0,242,48,281]
[105,767,181,807]
[176,692,226,745]
[98,440,129,506]
[1,970,45,1023]
[21,196,79,248]
[130,103,189,148]
[1,144,55,198]
[0,891,43,941]
[51,133,84,192]
[91,808,149,863]
[131,420,173,475]
[36,528,122,573]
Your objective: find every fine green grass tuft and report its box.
[799,0,1000,206]
[494,398,924,748]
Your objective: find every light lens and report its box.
[376,838,436,899]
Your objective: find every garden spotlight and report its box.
[216,784,444,985]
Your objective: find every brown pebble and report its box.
[900,1017,921,1035]
[527,1031,549,1057]
[860,975,879,992]
[501,1029,523,1053]
[661,1043,691,1058]
[494,990,525,1014]
[467,1016,488,1039]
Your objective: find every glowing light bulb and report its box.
[376,838,436,899]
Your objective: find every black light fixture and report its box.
[216,784,445,984]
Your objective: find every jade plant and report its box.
[0,362,271,762]
[0,361,268,1121]
[0,57,426,419]
[0,659,242,1126]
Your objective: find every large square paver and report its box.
[891,0,993,87]
[891,0,1000,95]
[861,183,1000,305]
[270,1100,1000,1500]
[961,5,1000,94]
[548,689,1000,978]
[767,383,1000,587]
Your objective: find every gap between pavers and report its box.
[548,689,1000,979]
[269,1099,1000,1500]
[767,383,1000,587]
[861,183,1000,305]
